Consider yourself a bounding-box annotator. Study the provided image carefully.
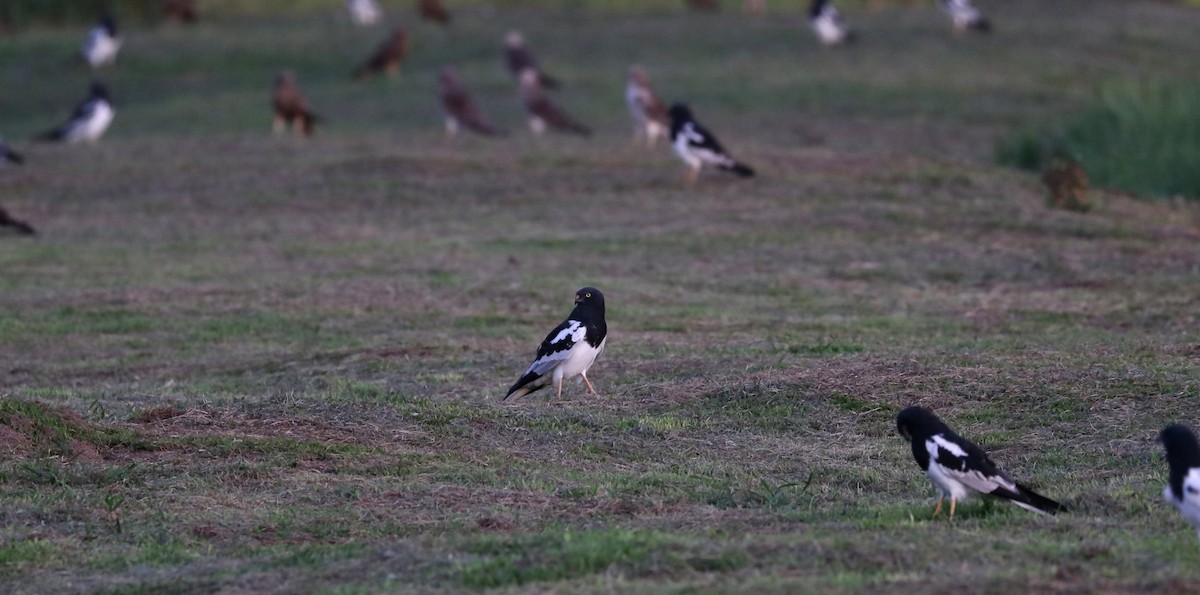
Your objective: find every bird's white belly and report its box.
[815,18,845,44]
[69,103,114,143]
[1165,484,1200,530]
[673,137,702,169]
[554,340,602,382]
[84,35,120,67]
[926,463,971,501]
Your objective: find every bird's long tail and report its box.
[969,18,992,32]
[503,372,543,401]
[0,207,37,236]
[539,72,561,90]
[1009,482,1067,515]
[721,161,755,177]
[34,129,64,143]
[3,149,24,164]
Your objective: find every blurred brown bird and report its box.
[519,69,590,137]
[418,0,451,25]
[625,66,670,147]
[272,71,319,137]
[686,0,721,11]
[0,205,36,236]
[163,0,198,24]
[353,27,410,79]
[438,66,498,137]
[505,31,559,90]
[743,0,766,15]
[1042,156,1090,212]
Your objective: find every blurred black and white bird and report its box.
[896,406,1066,518]
[809,0,854,46]
[940,0,990,33]
[38,82,114,144]
[625,66,670,147]
[0,138,23,165]
[82,12,121,69]
[1160,424,1200,539]
[504,31,559,90]
[0,205,36,236]
[668,103,754,184]
[347,0,382,26]
[504,287,607,402]
[519,69,591,137]
[438,66,499,137]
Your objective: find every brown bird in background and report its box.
[686,0,721,11]
[519,69,590,137]
[1042,155,1090,212]
[353,27,410,80]
[505,31,559,90]
[0,205,36,236]
[743,0,766,15]
[163,0,198,24]
[418,0,451,25]
[438,67,498,137]
[625,66,670,147]
[272,71,319,137]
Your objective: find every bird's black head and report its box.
[574,287,603,307]
[809,0,829,18]
[896,406,949,443]
[1160,424,1200,466]
[668,103,693,124]
[100,12,118,35]
[90,81,110,101]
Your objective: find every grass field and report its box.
[2,0,1200,592]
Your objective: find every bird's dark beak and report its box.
[574,295,583,304]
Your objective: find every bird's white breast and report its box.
[924,438,971,500]
[813,13,847,44]
[1166,468,1200,530]
[83,30,120,67]
[69,101,114,143]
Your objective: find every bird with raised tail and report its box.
[940,0,990,33]
[668,103,754,184]
[1160,424,1200,539]
[38,82,114,144]
[82,12,121,69]
[504,31,560,90]
[438,67,499,137]
[809,0,855,46]
[272,71,320,137]
[354,27,410,79]
[625,66,670,147]
[347,0,382,26]
[519,69,591,137]
[896,406,1067,519]
[504,288,607,402]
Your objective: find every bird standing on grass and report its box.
[272,71,320,137]
[504,32,559,90]
[625,66,670,147]
[940,0,990,33]
[38,82,114,144]
[896,406,1066,519]
[0,138,23,165]
[438,67,499,137]
[1160,424,1200,539]
[418,0,451,25]
[809,0,855,46]
[504,288,607,402]
[347,0,383,26]
[353,27,410,79]
[519,69,591,137]
[0,205,36,236]
[82,13,121,69]
[668,103,754,184]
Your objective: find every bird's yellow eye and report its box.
[585,293,592,298]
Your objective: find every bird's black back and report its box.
[100,13,118,36]
[1162,424,1200,501]
[896,406,998,475]
[809,0,829,18]
[668,104,726,153]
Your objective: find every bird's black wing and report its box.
[929,433,1065,514]
[680,121,728,155]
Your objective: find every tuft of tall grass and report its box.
[997,81,1200,200]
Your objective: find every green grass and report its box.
[998,80,1200,199]
[2,0,1200,592]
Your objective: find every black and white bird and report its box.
[82,12,121,69]
[504,31,560,90]
[1160,424,1200,539]
[0,138,23,165]
[625,66,670,147]
[668,103,754,184]
[809,0,854,46]
[940,0,991,33]
[896,406,1066,518]
[347,0,382,26]
[38,82,115,144]
[504,287,607,402]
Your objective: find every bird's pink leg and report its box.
[933,498,943,517]
[581,373,597,395]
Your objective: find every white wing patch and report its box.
[927,434,1020,497]
[523,320,586,377]
[682,123,706,145]
[930,435,967,458]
